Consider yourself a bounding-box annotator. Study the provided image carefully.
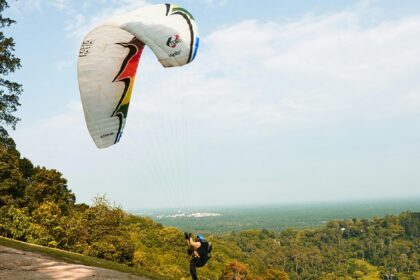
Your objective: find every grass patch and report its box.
[0,236,168,280]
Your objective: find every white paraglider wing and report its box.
[77,4,199,148]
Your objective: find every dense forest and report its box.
[145,201,420,233]
[0,136,419,279]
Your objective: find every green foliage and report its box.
[86,234,134,263]
[0,0,22,130]
[263,268,289,280]
[24,167,75,213]
[0,205,30,239]
[31,201,65,246]
[83,195,123,241]
[0,146,26,207]
[220,260,252,280]
[0,126,15,150]
[399,212,419,238]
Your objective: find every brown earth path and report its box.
[0,245,151,280]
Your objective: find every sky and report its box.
[4,0,420,209]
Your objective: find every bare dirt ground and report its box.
[0,245,150,280]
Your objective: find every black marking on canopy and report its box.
[111,78,130,117]
[172,12,194,63]
[165,3,171,16]
[112,78,130,144]
[115,114,123,144]
[113,38,139,82]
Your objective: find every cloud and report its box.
[12,0,72,11]
[11,0,151,39]
[203,0,228,6]
[12,0,152,72]
[194,11,420,128]
[62,0,152,40]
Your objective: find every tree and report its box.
[85,234,134,263]
[220,261,252,280]
[263,269,289,280]
[83,195,124,242]
[24,167,75,213]
[0,126,15,149]
[0,205,31,240]
[0,0,23,130]
[31,201,64,247]
[0,145,26,207]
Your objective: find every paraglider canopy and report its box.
[77,4,199,148]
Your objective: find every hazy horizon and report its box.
[128,197,420,232]
[127,196,420,212]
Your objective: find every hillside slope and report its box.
[0,237,161,280]
[0,245,150,280]
[0,244,152,280]
[0,245,153,280]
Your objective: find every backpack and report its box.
[198,241,212,263]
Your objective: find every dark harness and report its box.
[195,241,212,265]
